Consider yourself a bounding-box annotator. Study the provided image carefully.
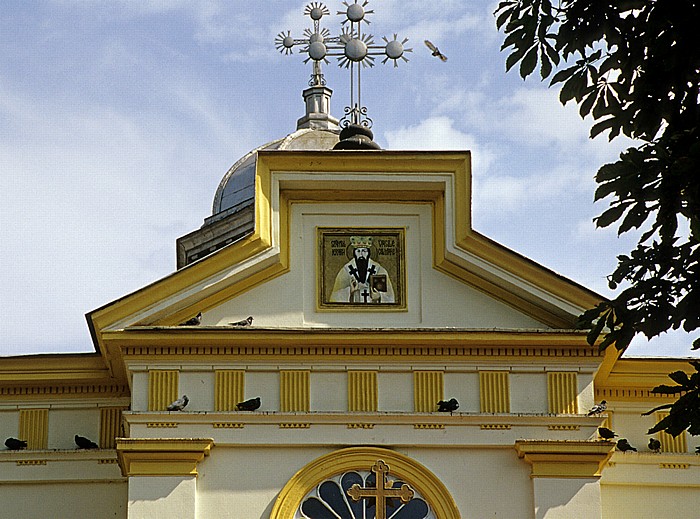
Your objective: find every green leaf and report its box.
[641,403,673,416]
[520,45,539,79]
[586,317,606,346]
[590,117,616,138]
[595,204,627,228]
[668,370,691,386]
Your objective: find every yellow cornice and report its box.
[595,357,696,402]
[515,440,615,478]
[87,149,606,381]
[270,446,461,519]
[116,438,213,477]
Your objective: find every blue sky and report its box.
[1,0,695,357]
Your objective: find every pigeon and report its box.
[229,316,253,327]
[5,437,27,450]
[167,395,189,411]
[598,427,617,440]
[587,400,607,416]
[437,398,459,413]
[179,312,202,326]
[616,438,637,452]
[648,438,661,453]
[424,40,447,62]
[236,397,261,411]
[75,435,99,449]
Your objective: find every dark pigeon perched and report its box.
[648,438,661,453]
[598,427,617,440]
[75,435,99,449]
[437,398,459,413]
[5,437,27,450]
[179,312,202,326]
[616,439,637,452]
[236,397,261,411]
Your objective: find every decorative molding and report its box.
[98,458,118,464]
[116,438,213,477]
[17,460,47,466]
[595,388,670,401]
[0,384,129,398]
[480,424,511,430]
[213,423,245,428]
[414,424,445,429]
[548,425,580,431]
[659,463,689,469]
[279,423,311,429]
[515,440,615,478]
[147,422,178,428]
[347,423,374,429]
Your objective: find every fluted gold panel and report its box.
[280,370,309,412]
[547,372,578,414]
[215,370,245,411]
[19,409,48,449]
[100,407,125,449]
[479,371,510,413]
[348,371,378,411]
[148,370,179,411]
[656,412,687,453]
[413,371,444,412]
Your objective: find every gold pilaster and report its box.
[148,370,179,411]
[19,409,48,449]
[656,412,687,453]
[215,370,245,411]
[99,407,125,449]
[547,372,578,414]
[349,371,377,411]
[413,371,443,412]
[280,370,309,412]
[479,371,509,413]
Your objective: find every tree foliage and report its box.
[643,361,700,437]
[495,0,700,435]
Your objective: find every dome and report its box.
[209,127,340,221]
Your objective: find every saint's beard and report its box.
[355,256,369,283]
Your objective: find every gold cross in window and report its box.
[346,460,415,519]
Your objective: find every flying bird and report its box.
[424,40,447,62]
[598,427,617,440]
[75,435,99,449]
[616,438,637,452]
[648,438,661,453]
[167,395,189,411]
[5,438,27,450]
[179,312,202,326]
[587,400,607,416]
[437,398,459,413]
[236,397,261,411]
[229,316,253,327]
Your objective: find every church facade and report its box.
[1,53,699,516]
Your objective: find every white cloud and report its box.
[383,115,496,174]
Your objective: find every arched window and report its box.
[270,447,460,519]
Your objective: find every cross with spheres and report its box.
[275,1,411,129]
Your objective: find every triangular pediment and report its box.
[88,150,602,377]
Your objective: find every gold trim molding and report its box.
[269,447,461,519]
[515,440,614,478]
[116,438,213,477]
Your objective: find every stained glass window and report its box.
[297,470,432,519]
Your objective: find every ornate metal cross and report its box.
[346,460,415,519]
[275,1,411,128]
